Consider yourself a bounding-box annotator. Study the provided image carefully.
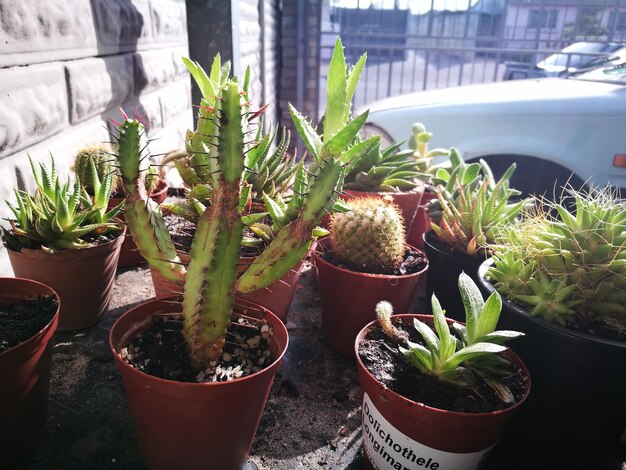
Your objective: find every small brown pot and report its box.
[150,245,312,323]
[355,314,531,470]
[406,190,436,249]
[312,238,428,357]
[109,297,288,470]
[7,231,124,331]
[0,277,60,467]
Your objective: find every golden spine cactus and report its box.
[73,145,119,194]
[330,197,405,272]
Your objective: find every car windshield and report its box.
[569,47,626,84]
[541,42,620,69]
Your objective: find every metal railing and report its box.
[318,0,626,113]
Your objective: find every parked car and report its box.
[504,41,625,80]
[360,50,626,197]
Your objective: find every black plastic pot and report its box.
[422,230,487,320]
[477,259,626,469]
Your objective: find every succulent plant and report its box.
[377,272,523,401]
[343,140,424,192]
[428,149,530,258]
[329,197,405,272]
[407,122,450,188]
[488,187,626,333]
[3,156,123,251]
[113,54,347,369]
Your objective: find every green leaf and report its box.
[473,292,502,342]
[323,110,368,157]
[458,272,484,340]
[324,38,348,141]
[345,53,367,120]
[413,318,439,352]
[289,104,322,161]
[447,342,507,369]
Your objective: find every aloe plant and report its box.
[377,272,523,400]
[488,186,626,334]
[428,149,530,257]
[3,156,122,251]
[113,55,347,369]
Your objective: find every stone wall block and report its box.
[159,79,191,127]
[150,0,187,43]
[105,91,163,138]
[67,54,135,124]
[0,63,67,157]
[134,48,189,95]
[0,0,98,67]
[92,0,151,51]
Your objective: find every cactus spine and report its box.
[114,58,346,369]
[330,197,406,272]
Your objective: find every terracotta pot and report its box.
[355,314,530,470]
[422,230,487,321]
[312,238,428,357]
[150,245,312,323]
[477,259,626,469]
[406,190,437,249]
[109,296,288,470]
[0,278,60,467]
[109,179,169,268]
[7,231,124,331]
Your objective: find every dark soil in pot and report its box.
[122,312,275,383]
[358,321,528,413]
[321,247,428,276]
[0,295,58,353]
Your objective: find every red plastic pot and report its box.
[407,190,437,249]
[0,277,60,467]
[109,296,288,470]
[7,231,124,331]
[313,238,428,357]
[150,245,312,323]
[355,314,530,470]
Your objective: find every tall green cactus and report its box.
[114,58,346,368]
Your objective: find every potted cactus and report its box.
[478,187,626,469]
[0,277,59,466]
[2,157,124,330]
[73,143,168,267]
[108,54,348,469]
[424,149,530,320]
[355,273,530,470]
[150,123,308,321]
[313,197,428,356]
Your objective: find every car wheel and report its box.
[466,155,586,199]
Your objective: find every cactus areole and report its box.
[115,58,345,369]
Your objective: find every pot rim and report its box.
[354,313,531,417]
[423,229,490,263]
[0,277,60,357]
[343,184,425,198]
[313,237,429,280]
[478,258,626,349]
[109,296,289,387]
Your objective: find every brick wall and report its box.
[0,0,191,275]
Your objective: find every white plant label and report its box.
[362,393,493,470]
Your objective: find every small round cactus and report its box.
[73,144,119,194]
[330,197,406,272]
